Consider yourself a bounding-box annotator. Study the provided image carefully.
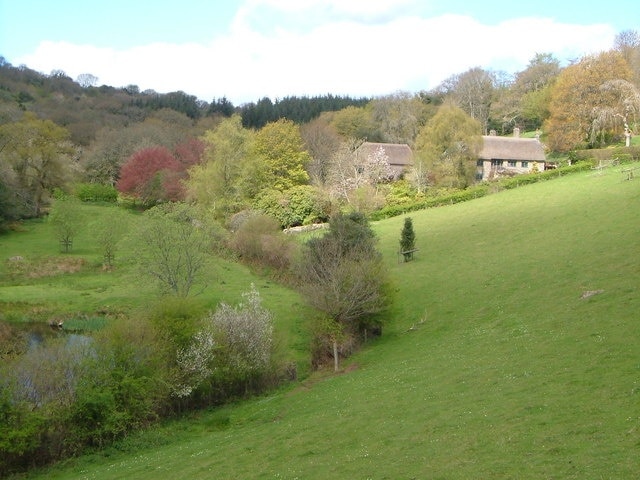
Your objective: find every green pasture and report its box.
[8,164,640,479]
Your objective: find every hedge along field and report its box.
[11,164,640,479]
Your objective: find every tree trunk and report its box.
[333,339,339,372]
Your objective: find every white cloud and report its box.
[17,4,617,105]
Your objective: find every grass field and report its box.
[5,164,640,479]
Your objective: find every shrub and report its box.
[255,185,329,228]
[0,391,47,475]
[75,183,118,202]
[297,212,390,336]
[195,285,276,398]
[229,213,297,273]
[399,217,416,260]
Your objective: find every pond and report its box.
[1,319,95,355]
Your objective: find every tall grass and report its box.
[9,164,640,479]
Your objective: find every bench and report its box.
[398,248,418,263]
[621,166,640,180]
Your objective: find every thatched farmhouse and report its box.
[355,142,414,179]
[476,128,546,181]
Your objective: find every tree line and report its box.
[2,31,639,231]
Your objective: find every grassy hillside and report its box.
[10,165,640,479]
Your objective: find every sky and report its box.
[0,0,637,105]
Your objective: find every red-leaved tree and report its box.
[174,137,205,169]
[117,147,182,204]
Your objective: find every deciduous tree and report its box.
[545,51,632,151]
[116,146,182,205]
[492,53,560,132]
[134,203,211,297]
[0,113,77,217]
[185,115,252,217]
[590,79,640,146]
[242,119,310,197]
[327,140,392,209]
[207,285,274,390]
[330,105,380,140]
[300,115,341,186]
[297,212,389,334]
[438,68,495,134]
[49,196,83,252]
[414,102,482,188]
[370,91,431,145]
[93,207,130,267]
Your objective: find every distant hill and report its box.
[0,58,369,145]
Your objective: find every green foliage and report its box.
[0,176,26,230]
[206,285,275,395]
[570,145,640,164]
[0,391,46,475]
[0,112,77,217]
[370,185,490,220]
[245,119,311,196]
[297,212,390,332]
[48,197,84,252]
[185,115,251,218]
[254,185,328,228]
[414,102,483,188]
[92,206,130,267]
[330,105,380,140]
[146,296,206,350]
[134,203,212,297]
[74,183,118,203]
[399,217,416,253]
[229,213,296,272]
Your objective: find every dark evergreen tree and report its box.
[400,217,416,261]
[207,96,235,117]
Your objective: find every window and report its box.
[508,161,516,167]
[521,161,529,168]
[491,159,503,167]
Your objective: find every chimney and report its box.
[513,127,520,138]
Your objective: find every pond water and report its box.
[1,321,92,353]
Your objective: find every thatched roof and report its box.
[356,142,413,167]
[478,136,546,162]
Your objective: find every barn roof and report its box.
[356,142,413,166]
[478,136,546,162]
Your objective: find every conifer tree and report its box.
[400,217,416,261]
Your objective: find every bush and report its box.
[208,285,275,393]
[229,213,297,273]
[75,183,118,202]
[297,212,390,335]
[571,146,640,164]
[0,391,47,475]
[370,185,489,221]
[255,185,329,228]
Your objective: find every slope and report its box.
[20,165,640,479]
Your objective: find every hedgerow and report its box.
[370,161,593,221]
